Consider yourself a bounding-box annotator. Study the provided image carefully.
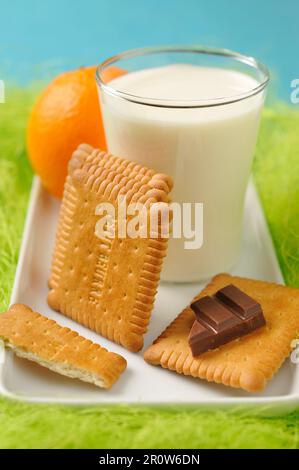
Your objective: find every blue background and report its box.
[0,0,298,101]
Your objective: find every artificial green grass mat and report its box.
[0,88,299,449]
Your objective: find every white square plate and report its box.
[1,177,298,413]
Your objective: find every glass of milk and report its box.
[96,46,269,283]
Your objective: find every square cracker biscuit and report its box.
[0,304,126,389]
[48,144,173,352]
[144,273,299,392]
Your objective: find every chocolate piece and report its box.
[188,284,266,356]
[215,284,262,319]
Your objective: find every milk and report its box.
[99,65,265,282]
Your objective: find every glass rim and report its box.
[96,45,270,109]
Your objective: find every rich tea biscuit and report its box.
[144,273,299,392]
[0,304,126,389]
[48,144,173,352]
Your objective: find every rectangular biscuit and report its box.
[0,304,126,389]
[48,144,173,352]
[144,273,299,392]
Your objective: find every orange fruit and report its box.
[27,65,126,198]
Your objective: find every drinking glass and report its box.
[96,46,269,282]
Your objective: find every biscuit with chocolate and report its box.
[144,273,299,392]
